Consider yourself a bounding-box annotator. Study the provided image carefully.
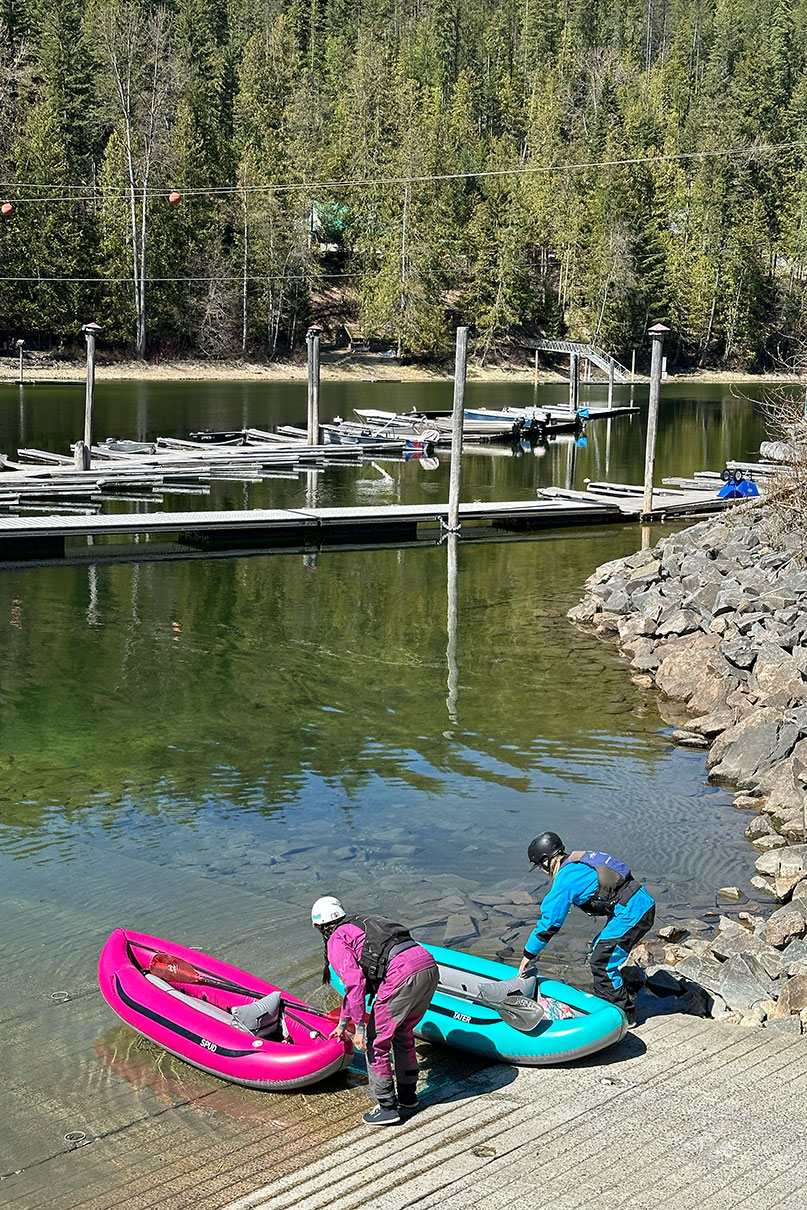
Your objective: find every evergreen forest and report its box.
[1,0,807,368]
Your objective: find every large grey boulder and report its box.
[722,642,757,671]
[625,559,662,589]
[594,611,622,634]
[707,713,800,785]
[654,633,721,702]
[769,974,807,1017]
[631,586,666,620]
[709,918,782,978]
[713,588,745,616]
[756,844,807,880]
[755,758,803,816]
[715,954,780,1014]
[630,640,661,671]
[655,608,702,638]
[764,902,807,950]
[777,937,807,975]
[618,614,657,643]
[567,598,600,624]
[690,712,734,738]
[684,582,722,618]
[601,588,632,615]
[675,953,727,994]
[744,814,778,844]
[751,644,806,705]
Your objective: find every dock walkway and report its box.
[0,487,737,561]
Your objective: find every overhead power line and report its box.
[0,273,362,283]
[0,139,804,205]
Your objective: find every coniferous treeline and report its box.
[1,0,806,367]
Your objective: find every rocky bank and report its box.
[569,501,807,1034]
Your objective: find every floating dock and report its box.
[0,485,742,563]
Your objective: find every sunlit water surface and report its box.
[0,374,776,1183]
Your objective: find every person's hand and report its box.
[329,1024,348,1042]
[353,1025,366,1051]
[518,955,534,977]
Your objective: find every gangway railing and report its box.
[522,339,631,383]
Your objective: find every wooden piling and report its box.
[306,326,321,445]
[608,359,614,409]
[82,323,102,470]
[16,339,24,385]
[569,351,580,413]
[446,326,468,532]
[642,324,669,519]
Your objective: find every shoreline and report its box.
[0,355,800,386]
[569,501,807,1032]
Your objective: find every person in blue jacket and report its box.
[518,831,655,1025]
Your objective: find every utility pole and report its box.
[642,323,670,519]
[397,185,409,360]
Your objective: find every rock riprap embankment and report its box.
[569,504,807,1032]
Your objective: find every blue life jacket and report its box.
[562,850,635,916]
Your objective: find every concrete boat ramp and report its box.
[215,1016,807,1210]
[5,1011,805,1210]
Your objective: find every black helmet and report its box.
[528,831,565,870]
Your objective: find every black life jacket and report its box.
[562,850,637,917]
[344,914,417,987]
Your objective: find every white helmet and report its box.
[311,896,345,928]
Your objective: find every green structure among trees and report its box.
[1,0,807,368]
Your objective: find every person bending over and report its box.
[518,832,655,1026]
[312,896,438,1126]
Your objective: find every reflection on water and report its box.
[0,377,777,517]
[0,528,751,916]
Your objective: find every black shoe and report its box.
[625,1008,637,1028]
[397,1097,419,1118]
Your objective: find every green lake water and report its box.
[0,375,777,1193]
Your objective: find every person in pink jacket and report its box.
[312,896,439,1126]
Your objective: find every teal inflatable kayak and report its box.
[332,943,626,1066]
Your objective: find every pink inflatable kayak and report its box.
[98,928,352,1090]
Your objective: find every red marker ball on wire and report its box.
[168,191,181,205]
[1,202,14,217]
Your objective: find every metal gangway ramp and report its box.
[523,338,632,382]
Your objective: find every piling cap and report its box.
[648,322,670,337]
[82,322,103,335]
